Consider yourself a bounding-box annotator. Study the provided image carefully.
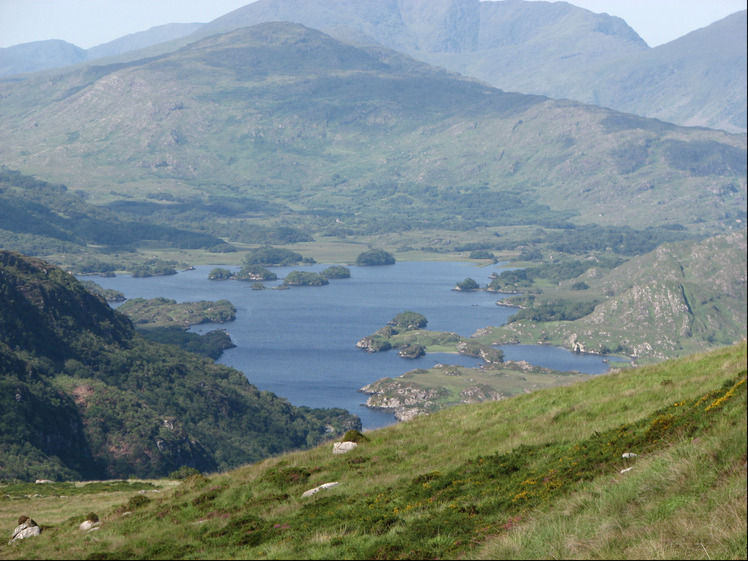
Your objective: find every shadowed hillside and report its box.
[0,250,359,481]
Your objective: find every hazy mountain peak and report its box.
[86,22,205,61]
[0,39,86,76]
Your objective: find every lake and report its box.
[82,261,613,430]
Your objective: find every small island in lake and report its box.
[356,311,501,362]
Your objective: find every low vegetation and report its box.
[117,297,236,328]
[0,342,744,559]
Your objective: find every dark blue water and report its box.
[82,261,612,429]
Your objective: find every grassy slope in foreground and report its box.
[1,341,745,560]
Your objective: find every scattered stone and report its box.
[34,480,53,484]
[622,452,639,458]
[301,482,339,498]
[620,467,634,474]
[332,441,358,454]
[9,516,41,544]
[79,520,100,531]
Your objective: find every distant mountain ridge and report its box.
[2,0,743,132]
[0,22,743,238]
[200,0,746,132]
[0,22,203,76]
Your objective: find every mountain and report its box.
[0,22,744,240]
[0,250,360,481]
[479,230,748,361]
[197,0,746,132]
[2,1,743,132]
[0,340,744,558]
[84,22,205,61]
[588,11,747,133]
[0,24,205,77]
[0,39,86,76]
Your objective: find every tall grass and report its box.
[1,342,744,560]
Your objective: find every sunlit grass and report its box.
[1,343,744,560]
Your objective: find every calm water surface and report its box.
[83,261,612,429]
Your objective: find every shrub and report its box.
[169,466,201,480]
[455,278,480,291]
[356,249,395,266]
[389,311,427,330]
[342,430,369,443]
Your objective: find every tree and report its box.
[208,267,233,280]
[243,246,304,266]
[282,271,329,286]
[236,265,277,281]
[389,311,427,330]
[455,278,479,291]
[355,249,395,266]
[320,265,351,279]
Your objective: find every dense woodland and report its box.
[0,251,359,482]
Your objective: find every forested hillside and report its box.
[0,250,359,481]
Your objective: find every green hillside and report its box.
[1,342,744,559]
[0,250,359,481]
[477,230,748,361]
[199,0,745,132]
[0,23,744,241]
[0,167,223,259]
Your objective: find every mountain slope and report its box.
[0,23,744,238]
[590,11,747,133]
[198,0,744,132]
[0,24,205,77]
[0,250,359,481]
[0,168,224,257]
[2,1,743,132]
[0,39,86,76]
[480,230,747,361]
[0,341,744,559]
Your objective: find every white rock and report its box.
[620,467,634,474]
[302,482,339,498]
[9,521,41,544]
[621,452,639,458]
[332,441,358,454]
[79,520,100,531]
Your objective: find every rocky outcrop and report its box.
[399,344,425,359]
[332,441,358,455]
[301,482,339,498]
[360,379,447,421]
[459,384,505,404]
[79,520,100,532]
[8,516,41,544]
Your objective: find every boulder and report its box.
[332,441,358,455]
[302,481,339,498]
[79,520,100,531]
[9,516,41,544]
